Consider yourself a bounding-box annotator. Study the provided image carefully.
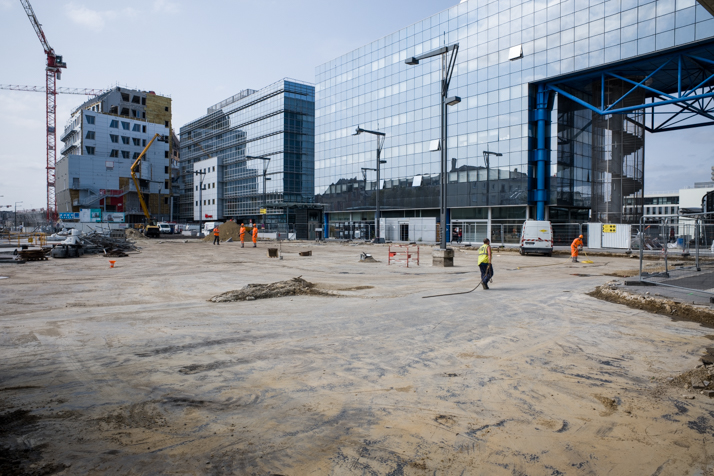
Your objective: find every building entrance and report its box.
[451,220,488,245]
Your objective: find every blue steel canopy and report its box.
[541,38,714,132]
[529,39,714,221]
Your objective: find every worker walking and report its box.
[240,223,246,248]
[252,225,258,247]
[478,238,493,290]
[213,226,220,245]
[571,234,583,263]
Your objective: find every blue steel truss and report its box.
[529,39,714,220]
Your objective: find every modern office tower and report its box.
[315,0,714,242]
[56,87,172,224]
[179,79,321,238]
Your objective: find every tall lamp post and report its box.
[194,170,206,237]
[14,201,23,230]
[482,151,502,207]
[406,43,460,251]
[353,126,386,242]
[246,156,271,226]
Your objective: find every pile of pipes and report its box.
[18,249,49,261]
[51,230,139,259]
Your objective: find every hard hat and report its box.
[579,234,583,238]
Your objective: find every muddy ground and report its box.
[1,241,714,475]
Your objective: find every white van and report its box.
[519,220,553,256]
[203,221,223,236]
[158,223,172,234]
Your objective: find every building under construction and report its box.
[55,87,173,224]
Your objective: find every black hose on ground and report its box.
[422,265,491,299]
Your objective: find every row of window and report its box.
[196,199,216,206]
[645,205,679,215]
[195,183,217,191]
[109,120,146,132]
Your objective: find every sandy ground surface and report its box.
[1,241,714,475]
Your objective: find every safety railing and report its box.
[388,244,419,267]
[2,232,47,247]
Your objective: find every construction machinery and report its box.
[130,134,168,238]
[19,0,67,223]
[0,84,105,96]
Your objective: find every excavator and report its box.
[130,133,168,238]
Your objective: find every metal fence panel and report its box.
[639,216,714,295]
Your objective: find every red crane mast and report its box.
[19,0,67,222]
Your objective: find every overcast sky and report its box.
[0,0,710,211]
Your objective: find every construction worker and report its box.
[478,238,493,290]
[252,225,258,247]
[213,225,220,245]
[571,234,583,262]
[240,223,246,248]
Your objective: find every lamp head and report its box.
[353,126,363,136]
[405,57,419,65]
[446,96,461,106]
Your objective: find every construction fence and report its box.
[637,214,714,296]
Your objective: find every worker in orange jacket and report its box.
[240,223,246,248]
[252,225,258,247]
[213,226,220,245]
[571,234,583,263]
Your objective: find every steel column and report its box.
[534,84,553,221]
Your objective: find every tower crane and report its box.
[0,85,105,96]
[19,0,67,222]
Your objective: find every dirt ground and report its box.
[1,241,714,475]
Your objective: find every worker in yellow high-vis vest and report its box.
[478,238,493,290]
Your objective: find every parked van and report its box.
[203,221,223,236]
[158,223,172,234]
[520,220,553,256]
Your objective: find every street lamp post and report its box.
[246,156,271,227]
[482,151,503,207]
[406,43,460,250]
[353,126,386,242]
[194,170,206,236]
[14,201,23,230]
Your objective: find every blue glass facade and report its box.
[315,0,714,235]
[179,79,315,222]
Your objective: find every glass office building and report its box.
[179,79,315,226]
[315,0,714,241]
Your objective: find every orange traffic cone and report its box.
[109,260,116,268]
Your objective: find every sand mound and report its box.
[209,277,332,302]
[202,222,257,242]
[125,228,147,240]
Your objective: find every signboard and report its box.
[59,212,79,220]
[204,214,213,218]
[103,212,125,223]
[260,208,267,214]
[79,208,102,223]
[603,224,617,233]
